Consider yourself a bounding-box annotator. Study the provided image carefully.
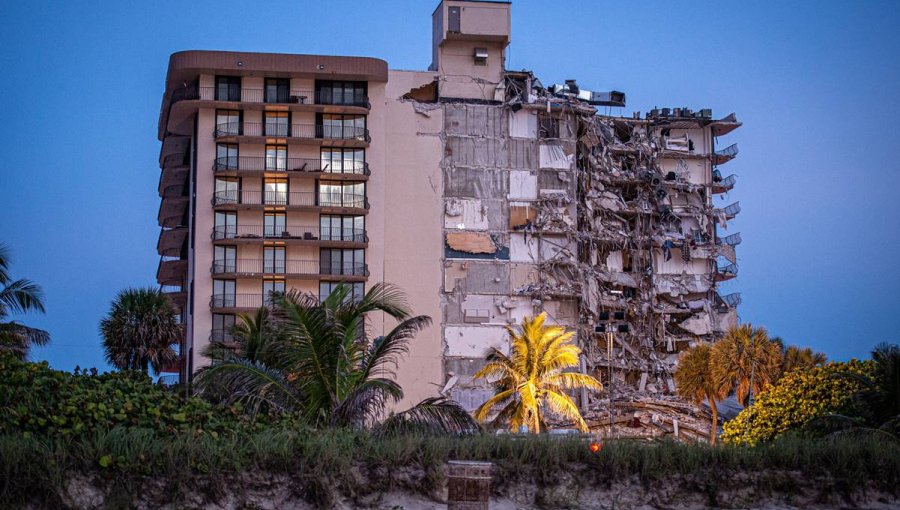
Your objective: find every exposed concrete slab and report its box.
[445,325,509,357]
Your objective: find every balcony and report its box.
[713,143,739,165]
[214,122,369,143]
[720,201,741,220]
[715,262,739,282]
[716,292,742,311]
[210,293,269,311]
[212,156,369,177]
[157,226,188,257]
[189,86,370,108]
[211,190,368,212]
[157,256,187,286]
[161,285,187,312]
[157,356,184,374]
[717,232,742,247]
[210,329,236,346]
[212,224,367,244]
[712,171,737,194]
[211,259,368,279]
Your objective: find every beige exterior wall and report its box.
[380,70,445,407]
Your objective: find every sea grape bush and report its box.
[722,360,874,445]
[0,354,303,439]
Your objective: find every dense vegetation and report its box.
[2,426,898,508]
[0,355,301,440]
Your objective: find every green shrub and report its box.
[0,355,303,439]
[722,360,874,445]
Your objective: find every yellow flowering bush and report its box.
[722,360,874,445]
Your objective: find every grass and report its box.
[1,429,898,509]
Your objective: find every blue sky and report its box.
[1,0,898,371]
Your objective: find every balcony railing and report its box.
[723,201,741,219]
[212,224,367,243]
[717,262,739,279]
[717,232,742,247]
[716,143,738,159]
[211,294,265,309]
[712,171,737,192]
[214,122,369,141]
[212,156,369,175]
[212,259,368,277]
[212,190,368,209]
[718,292,742,308]
[195,87,369,107]
[210,329,235,344]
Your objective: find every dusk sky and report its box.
[1,0,898,371]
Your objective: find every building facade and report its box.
[156,0,740,434]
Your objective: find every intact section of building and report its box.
[155,0,741,435]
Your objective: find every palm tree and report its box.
[710,324,782,407]
[781,345,827,376]
[205,307,278,364]
[473,312,602,433]
[0,243,49,360]
[196,283,477,433]
[100,287,181,373]
[857,343,900,431]
[674,344,727,444]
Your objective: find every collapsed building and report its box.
[433,76,742,439]
[155,0,741,439]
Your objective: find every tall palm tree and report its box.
[100,287,181,373]
[0,243,49,360]
[473,312,602,433]
[196,283,477,433]
[781,345,827,376]
[674,344,727,444]
[710,324,783,407]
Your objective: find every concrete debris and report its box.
[429,68,741,440]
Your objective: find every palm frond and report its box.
[377,397,480,437]
[194,358,302,417]
[542,389,588,432]
[0,278,46,315]
[330,377,403,428]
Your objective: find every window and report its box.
[212,314,235,343]
[263,280,285,304]
[215,76,241,102]
[264,213,286,237]
[264,178,287,205]
[215,212,237,239]
[213,280,236,308]
[315,80,367,106]
[320,282,364,302]
[216,143,239,170]
[318,182,365,208]
[213,246,236,273]
[320,149,365,174]
[319,114,366,140]
[473,47,488,66]
[265,78,290,103]
[264,111,290,137]
[215,109,241,136]
[263,246,285,273]
[320,249,365,276]
[214,178,239,205]
[265,144,287,171]
[320,215,364,242]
